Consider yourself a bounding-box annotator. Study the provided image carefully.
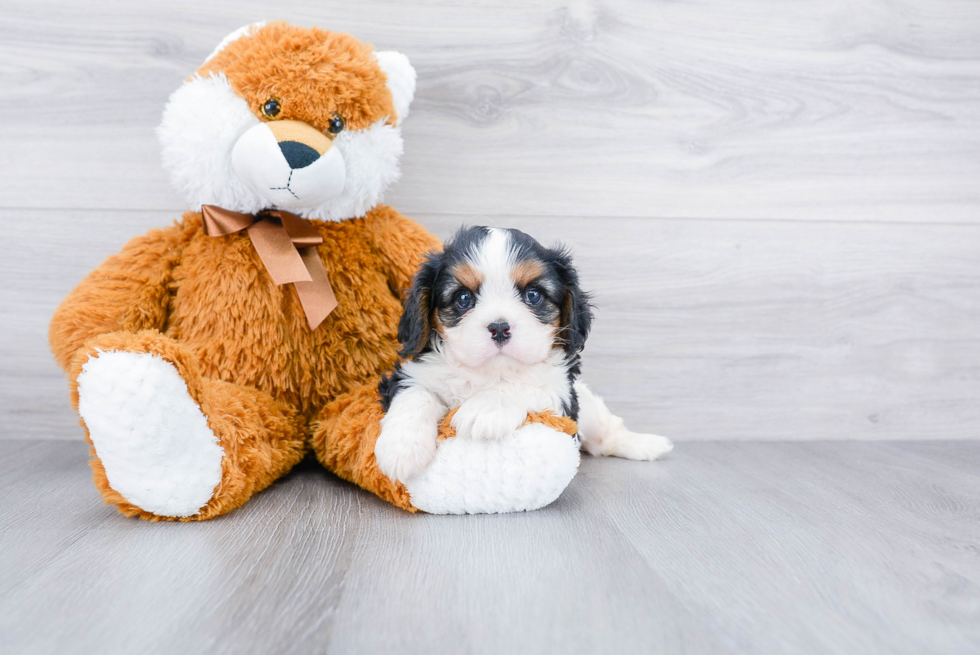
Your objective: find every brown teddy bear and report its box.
[49,22,671,520]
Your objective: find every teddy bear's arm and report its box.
[49,223,186,372]
[364,205,443,299]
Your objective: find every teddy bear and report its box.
[49,22,671,520]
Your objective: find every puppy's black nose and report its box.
[488,321,511,344]
[278,140,320,169]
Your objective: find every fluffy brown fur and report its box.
[51,206,440,519]
[199,22,397,132]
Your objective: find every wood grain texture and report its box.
[6,208,979,441]
[1,439,978,654]
[1,0,979,221]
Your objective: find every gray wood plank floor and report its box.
[1,440,978,655]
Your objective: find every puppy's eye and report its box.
[261,98,282,119]
[326,114,345,135]
[455,290,475,310]
[524,288,543,306]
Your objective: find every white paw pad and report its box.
[76,350,225,518]
[404,424,580,514]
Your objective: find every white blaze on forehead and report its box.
[470,228,518,303]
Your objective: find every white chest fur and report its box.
[400,345,572,414]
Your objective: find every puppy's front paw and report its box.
[375,421,438,483]
[608,430,674,461]
[450,393,528,441]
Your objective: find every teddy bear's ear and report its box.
[203,22,267,64]
[374,51,416,124]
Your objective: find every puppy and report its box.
[375,226,673,483]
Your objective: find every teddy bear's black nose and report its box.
[278,141,320,169]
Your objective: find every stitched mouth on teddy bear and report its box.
[231,120,347,209]
[269,170,299,200]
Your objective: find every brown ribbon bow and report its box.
[201,205,338,329]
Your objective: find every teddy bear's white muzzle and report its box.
[231,121,347,210]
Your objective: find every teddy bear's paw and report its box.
[76,350,225,518]
[404,423,580,514]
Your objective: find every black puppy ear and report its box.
[551,246,593,355]
[398,251,442,358]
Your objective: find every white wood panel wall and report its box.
[1,0,978,440]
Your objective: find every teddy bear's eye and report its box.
[261,98,282,119]
[326,114,345,135]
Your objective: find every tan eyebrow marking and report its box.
[511,259,544,288]
[452,262,484,290]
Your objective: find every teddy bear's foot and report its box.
[76,350,225,518]
[403,423,581,515]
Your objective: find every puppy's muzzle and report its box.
[488,321,511,345]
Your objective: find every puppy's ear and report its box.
[551,247,593,355]
[398,251,442,358]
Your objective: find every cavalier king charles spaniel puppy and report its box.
[375,226,673,483]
